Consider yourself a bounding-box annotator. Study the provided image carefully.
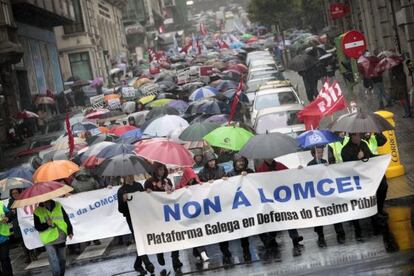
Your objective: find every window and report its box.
[255,91,299,110]
[63,0,84,34]
[69,52,93,81]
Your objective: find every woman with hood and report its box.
[192,149,205,168]
[144,163,183,272]
[197,152,232,265]
[226,154,254,262]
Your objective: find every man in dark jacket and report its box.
[307,147,345,247]
[226,154,254,262]
[255,159,304,257]
[144,163,183,272]
[117,175,154,275]
[197,152,232,265]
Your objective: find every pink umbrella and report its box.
[357,55,380,78]
[375,55,404,75]
[90,77,104,88]
[85,109,110,120]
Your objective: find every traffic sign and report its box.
[341,30,366,58]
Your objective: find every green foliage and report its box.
[248,0,325,32]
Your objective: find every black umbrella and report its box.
[289,54,317,72]
[329,111,394,133]
[146,106,180,121]
[185,99,222,116]
[96,154,152,177]
[239,132,299,159]
[86,133,118,145]
[179,122,220,141]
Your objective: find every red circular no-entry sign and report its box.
[341,30,367,58]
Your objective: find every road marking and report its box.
[76,238,112,260]
[25,252,49,269]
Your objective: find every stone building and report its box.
[0,0,74,141]
[55,0,128,85]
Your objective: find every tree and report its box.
[247,0,325,33]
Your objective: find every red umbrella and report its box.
[108,125,137,136]
[11,181,73,208]
[15,110,39,119]
[375,55,404,75]
[222,69,242,75]
[357,55,380,78]
[85,109,110,120]
[246,37,258,44]
[228,64,248,74]
[134,139,194,167]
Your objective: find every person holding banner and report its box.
[306,147,346,247]
[226,154,255,262]
[144,163,183,272]
[117,175,155,275]
[256,159,304,257]
[0,199,13,276]
[33,200,73,276]
[197,152,233,265]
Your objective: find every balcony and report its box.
[11,0,74,28]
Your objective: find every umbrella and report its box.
[296,130,341,149]
[98,126,110,134]
[0,166,33,181]
[246,37,258,44]
[133,78,152,88]
[146,98,173,108]
[90,77,104,88]
[127,111,149,126]
[11,181,73,208]
[203,126,254,151]
[181,82,205,93]
[138,95,157,105]
[42,149,71,162]
[108,125,137,136]
[120,128,142,140]
[357,55,380,78]
[51,137,86,151]
[35,96,54,105]
[204,114,229,124]
[189,86,218,101]
[95,143,134,159]
[221,71,242,82]
[329,111,394,133]
[216,80,237,91]
[85,109,110,120]
[72,122,98,134]
[146,106,180,121]
[239,132,299,159]
[143,115,189,137]
[179,122,220,141]
[242,33,253,39]
[134,139,194,167]
[15,110,39,119]
[289,54,317,72]
[0,178,32,199]
[33,160,80,183]
[186,99,223,115]
[96,154,152,177]
[375,55,404,74]
[223,89,250,103]
[166,100,189,114]
[86,133,118,145]
[229,64,248,74]
[104,94,121,102]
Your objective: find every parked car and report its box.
[253,104,306,137]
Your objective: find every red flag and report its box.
[298,80,347,129]
[330,3,350,20]
[65,113,75,158]
[228,79,244,123]
[199,22,207,36]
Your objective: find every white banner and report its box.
[18,187,130,250]
[129,155,390,255]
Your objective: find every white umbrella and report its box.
[143,115,189,137]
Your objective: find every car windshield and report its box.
[255,91,299,110]
[255,110,302,134]
[250,72,279,80]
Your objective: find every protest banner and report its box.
[89,95,104,109]
[18,187,130,250]
[121,87,137,99]
[128,155,390,255]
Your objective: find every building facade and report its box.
[55,0,128,85]
[0,0,74,141]
[323,0,414,60]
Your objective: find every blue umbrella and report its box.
[120,128,142,140]
[167,100,189,114]
[223,89,250,103]
[189,86,218,101]
[0,165,33,181]
[216,80,237,91]
[72,122,98,134]
[296,130,341,149]
[95,143,134,159]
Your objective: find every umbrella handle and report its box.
[362,157,370,162]
[127,195,133,201]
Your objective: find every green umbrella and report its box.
[179,122,221,142]
[146,98,173,108]
[242,33,253,39]
[203,126,254,151]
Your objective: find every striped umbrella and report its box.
[11,181,73,208]
[189,86,218,101]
